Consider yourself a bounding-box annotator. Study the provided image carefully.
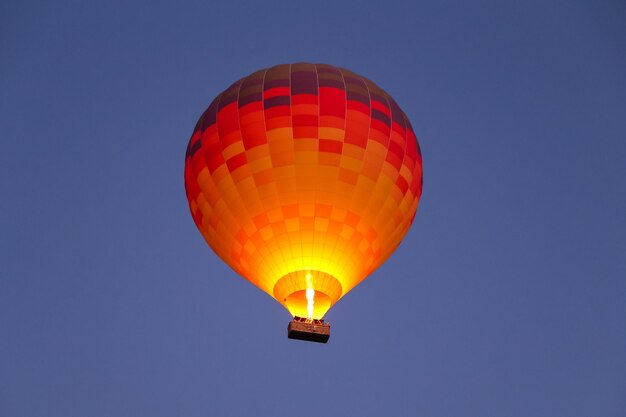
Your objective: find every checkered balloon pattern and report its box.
[185,63,423,319]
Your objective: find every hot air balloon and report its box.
[184,63,422,342]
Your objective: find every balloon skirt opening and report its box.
[274,270,343,319]
[287,317,330,343]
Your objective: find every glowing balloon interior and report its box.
[184,63,422,320]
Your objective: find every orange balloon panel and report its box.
[185,63,423,319]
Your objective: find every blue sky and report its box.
[2,1,625,416]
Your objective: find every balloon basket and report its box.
[287,316,330,343]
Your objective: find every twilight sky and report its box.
[1,1,625,416]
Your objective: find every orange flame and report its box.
[305,273,315,319]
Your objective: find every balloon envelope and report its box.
[185,63,422,319]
